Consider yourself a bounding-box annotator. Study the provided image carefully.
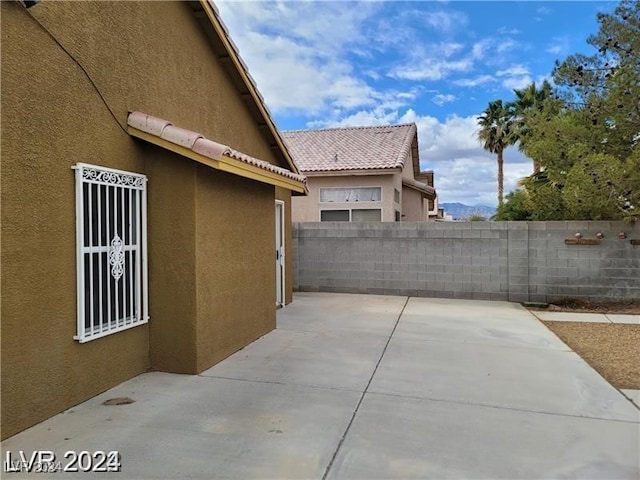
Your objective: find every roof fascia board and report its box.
[198,0,301,176]
[128,127,306,193]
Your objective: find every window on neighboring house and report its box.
[351,209,381,222]
[320,187,381,203]
[395,210,401,222]
[320,208,381,222]
[428,199,435,211]
[394,188,400,204]
[321,209,350,221]
[73,163,148,343]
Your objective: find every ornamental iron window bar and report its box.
[73,163,148,342]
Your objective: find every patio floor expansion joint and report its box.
[363,391,640,425]
[321,296,410,480]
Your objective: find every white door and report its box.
[275,200,285,307]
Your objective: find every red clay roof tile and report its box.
[281,123,417,173]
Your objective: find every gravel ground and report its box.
[542,321,640,390]
[546,300,640,314]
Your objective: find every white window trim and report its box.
[319,186,383,203]
[319,207,382,222]
[73,163,149,343]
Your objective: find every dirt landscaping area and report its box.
[542,321,640,389]
[529,300,640,390]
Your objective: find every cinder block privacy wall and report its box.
[292,221,640,303]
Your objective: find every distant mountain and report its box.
[440,203,496,220]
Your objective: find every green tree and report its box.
[514,1,639,222]
[510,80,555,173]
[520,172,567,220]
[493,189,531,221]
[563,151,639,222]
[553,0,639,161]
[477,100,515,206]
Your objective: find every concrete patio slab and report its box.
[1,373,361,479]
[327,393,640,480]
[199,328,388,391]
[607,314,640,324]
[277,292,407,335]
[369,337,639,421]
[397,298,569,350]
[200,293,405,391]
[532,311,611,323]
[2,292,639,480]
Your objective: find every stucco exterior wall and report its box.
[292,174,398,222]
[402,187,425,221]
[195,167,276,372]
[146,149,199,374]
[1,1,290,439]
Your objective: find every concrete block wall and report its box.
[292,221,640,303]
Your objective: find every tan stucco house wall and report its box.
[292,174,400,222]
[1,0,304,439]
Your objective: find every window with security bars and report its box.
[73,163,148,342]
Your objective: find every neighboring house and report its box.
[281,124,437,222]
[1,0,306,440]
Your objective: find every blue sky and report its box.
[215,0,618,207]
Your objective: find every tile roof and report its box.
[281,123,418,173]
[127,112,307,185]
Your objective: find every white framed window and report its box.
[320,187,381,203]
[73,163,148,343]
[394,188,400,204]
[320,208,381,222]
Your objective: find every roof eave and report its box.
[127,112,307,194]
[193,0,302,176]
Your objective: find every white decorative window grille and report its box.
[73,163,148,343]
[320,187,382,203]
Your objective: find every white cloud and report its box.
[502,76,533,90]
[495,65,533,91]
[215,1,383,115]
[432,94,458,106]
[421,10,469,33]
[545,36,571,56]
[471,39,493,60]
[496,65,530,77]
[389,57,473,81]
[496,38,519,54]
[498,27,521,35]
[453,75,495,87]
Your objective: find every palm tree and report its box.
[511,80,554,173]
[477,99,515,206]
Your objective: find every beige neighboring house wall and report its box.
[293,174,398,222]
[283,124,436,223]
